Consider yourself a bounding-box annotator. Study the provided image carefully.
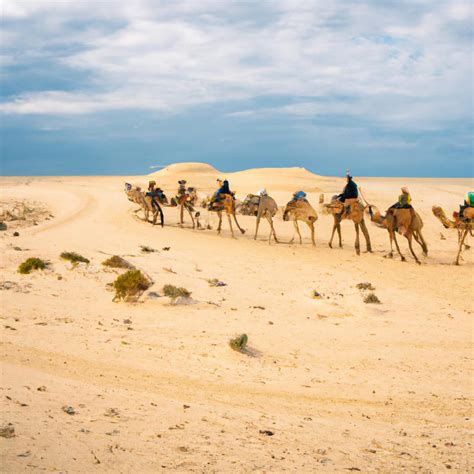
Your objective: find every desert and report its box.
[1,163,472,472]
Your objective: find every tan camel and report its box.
[171,186,200,229]
[432,206,473,265]
[241,193,279,243]
[283,197,318,246]
[124,183,166,226]
[367,204,428,264]
[208,194,246,237]
[320,195,372,255]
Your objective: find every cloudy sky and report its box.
[1,0,472,176]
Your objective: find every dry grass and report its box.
[113,270,151,302]
[364,293,381,304]
[229,334,248,353]
[60,251,90,266]
[102,255,134,269]
[163,284,191,300]
[357,282,375,291]
[18,257,47,274]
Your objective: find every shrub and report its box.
[356,282,375,291]
[18,257,47,274]
[0,222,7,231]
[163,284,191,300]
[229,334,248,353]
[140,245,156,253]
[102,255,134,269]
[364,293,381,304]
[60,251,90,266]
[113,270,151,302]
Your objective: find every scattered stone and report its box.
[251,305,265,310]
[13,246,22,251]
[105,429,120,436]
[123,319,132,324]
[4,325,17,331]
[37,386,47,392]
[162,247,170,251]
[259,430,274,436]
[140,245,157,253]
[13,231,20,237]
[0,424,15,438]
[183,404,190,410]
[207,278,227,287]
[62,406,76,415]
[104,408,120,418]
[17,451,31,457]
[311,290,322,299]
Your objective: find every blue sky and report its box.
[1,0,472,177]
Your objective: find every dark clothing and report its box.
[338,179,358,202]
[390,203,412,210]
[217,180,231,196]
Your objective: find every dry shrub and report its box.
[102,256,134,269]
[163,284,191,300]
[60,251,90,266]
[364,293,381,304]
[18,257,47,274]
[113,270,151,302]
[229,334,248,353]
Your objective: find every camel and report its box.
[366,204,428,264]
[282,197,318,246]
[320,195,372,255]
[124,183,167,226]
[208,194,246,238]
[241,193,279,243]
[432,206,473,265]
[171,186,201,229]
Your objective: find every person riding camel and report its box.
[177,180,187,196]
[390,187,412,210]
[146,180,164,210]
[337,170,358,215]
[459,191,474,220]
[209,179,233,209]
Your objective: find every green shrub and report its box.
[229,334,248,353]
[60,251,90,266]
[364,293,381,304]
[163,284,191,300]
[102,255,134,269]
[113,270,151,302]
[18,257,47,274]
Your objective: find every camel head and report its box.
[432,206,455,229]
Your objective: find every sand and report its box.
[1,164,472,472]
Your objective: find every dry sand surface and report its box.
[1,163,473,472]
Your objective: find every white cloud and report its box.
[0,0,472,132]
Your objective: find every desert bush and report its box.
[229,334,248,353]
[364,293,381,304]
[18,257,47,274]
[102,255,134,269]
[60,251,90,266]
[163,284,191,300]
[356,282,375,291]
[113,270,151,302]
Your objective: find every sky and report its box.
[1,0,473,177]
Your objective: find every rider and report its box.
[337,171,358,215]
[147,180,163,210]
[390,187,412,210]
[459,191,474,219]
[177,180,187,197]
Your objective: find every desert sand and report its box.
[1,163,473,472]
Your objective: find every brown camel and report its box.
[367,204,428,264]
[283,197,318,246]
[208,194,246,238]
[241,193,279,243]
[171,186,200,229]
[320,195,372,255]
[432,206,473,265]
[124,183,166,226]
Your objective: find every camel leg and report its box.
[354,222,360,255]
[227,213,235,238]
[186,205,195,229]
[232,213,246,234]
[158,205,164,227]
[455,230,468,265]
[392,230,405,261]
[217,211,222,234]
[337,222,342,248]
[387,230,394,258]
[267,215,279,243]
[415,230,428,256]
[254,212,262,240]
[307,221,315,246]
[360,219,372,252]
[294,220,303,244]
[180,205,184,225]
[406,233,420,264]
[329,218,338,248]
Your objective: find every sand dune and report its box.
[1,166,472,472]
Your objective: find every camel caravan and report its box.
[124,175,473,266]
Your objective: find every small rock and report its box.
[311,290,322,299]
[13,232,20,237]
[17,451,31,457]
[259,430,274,436]
[104,408,120,418]
[37,386,47,392]
[123,319,132,324]
[62,406,76,415]
[0,424,15,438]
